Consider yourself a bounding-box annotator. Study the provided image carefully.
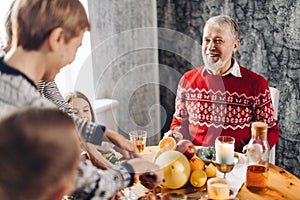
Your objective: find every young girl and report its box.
[65,91,119,168]
[65,91,96,122]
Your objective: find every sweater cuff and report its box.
[82,122,105,145]
[120,162,135,187]
[92,124,105,145]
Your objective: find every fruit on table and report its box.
[158,137,176,151]
[176,139,196,159]
[189,155,205,171]
[189,169,207,187]
[153,137,177,162]
[152,148,164,162]
[205,163,217,178]
[170,127,184,143]
[155,150,191,189]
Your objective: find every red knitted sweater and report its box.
[170,65,280,152]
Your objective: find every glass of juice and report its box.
[129,130,147,153]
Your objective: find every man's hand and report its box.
[104,129,140,159]
[163,128,183,143]
[126,158,163,188]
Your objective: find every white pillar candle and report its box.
[215,136,235,164]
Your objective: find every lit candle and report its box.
[215,136,235,164]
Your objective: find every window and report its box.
[0,1,15,47]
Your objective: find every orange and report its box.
[205,163,217,178]
[153,137,176,162]
[158,137,176,151]
[189,155,205,171]
[190,169,207,187]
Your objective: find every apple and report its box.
[176,139,196,159]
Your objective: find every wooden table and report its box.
[134,146,300,200]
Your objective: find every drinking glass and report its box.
[215,136,235,178]
[125,130,147,199]
[129,130,147,153]
[207,177,230,199]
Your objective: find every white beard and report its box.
[202,51,231,74]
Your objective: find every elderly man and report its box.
[170,15,279,152]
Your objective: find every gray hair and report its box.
[205,15,240,41]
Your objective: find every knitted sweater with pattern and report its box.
[171,65,280,152]
[0,57,133,199]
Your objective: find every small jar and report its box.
[245,122,270,193]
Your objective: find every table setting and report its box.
[121,134,245,200]
[129,147,299,200]
[118,127,300,200]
